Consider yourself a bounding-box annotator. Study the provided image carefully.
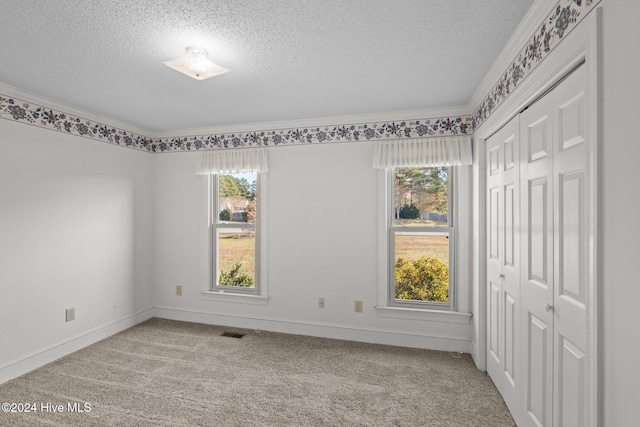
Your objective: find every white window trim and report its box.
[204,173,269,302]
[388,167,455,310]
[376,165,471,321]
[375,306,472,323]
[200,290,270,305]
[388,226,455,308]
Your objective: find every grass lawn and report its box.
[395,234,449,264]
[218,232,255,284]
[394,218,449,263]
[394,219,447,227]
[217,232,449,284]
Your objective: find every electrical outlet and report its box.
[65,308,75,322]
[354,300,363,313]
[176,285,183,296]
[318,298,325,309]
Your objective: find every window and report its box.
[211,172,260,293]
[388,166,454,308]
[373,137,471,318]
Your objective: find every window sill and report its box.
[375,306,472,324]
[200,290,270,305]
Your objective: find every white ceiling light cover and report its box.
[163,48,229,80]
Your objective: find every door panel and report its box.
[490,187,500,260]
[490,146,500,176]
[527,314,550,427]
[520,88,554,427]
[504,134,516,171]
[558,171,585,304]
[504,292,516,385]
[528,179,549,285]
[553,65,588,427]
[500,117,521,416]
[489,281,501,364]
[528,115,549,162]
[486,115,520,422]
[559,93,585,151]
[486,131,503,385]
[505,184,516,267]
[558,335,585,427]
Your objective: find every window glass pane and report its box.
[218,172,257,224]
[217,229,255,288]
[394,167,448,227]
[394,231,449,303]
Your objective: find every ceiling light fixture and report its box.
[163,47,230,80]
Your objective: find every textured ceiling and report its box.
[0,0,533,132]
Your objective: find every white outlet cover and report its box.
[354,300,363,313]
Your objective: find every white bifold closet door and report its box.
[487,63,589,427]
[486,113,521,420]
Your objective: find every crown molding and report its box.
[0,84,152,152]
[0,81,153,137]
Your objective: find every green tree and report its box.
[219,208,231,221]
[399,204,420,219]
[422,167,448,214]
[395,256,448,302]
[219,175,255,199]
[395,167,449,219]
[395,168,428,217]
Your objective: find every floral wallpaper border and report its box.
[0,94,151,151]
[149,116,473,152]
[473,0,600,129]
[1,0,601,153]
[0,90,472,152]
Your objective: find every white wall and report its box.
[0,119,154,382]
[601,2,640,425]
[153,142,471,351]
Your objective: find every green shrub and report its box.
[219,262,253,287]
[219,209,231,221]
[395,256,448,302]
[399,204,420,219]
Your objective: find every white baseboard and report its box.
[152,306,472,353]
[1,306,472,384]
[469,339,482,370]
[0,308,154,385]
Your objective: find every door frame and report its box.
[472,8,601,427]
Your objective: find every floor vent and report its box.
[220,332,245,339]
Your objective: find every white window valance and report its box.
[196,148,268,175]
[372,136,472,169]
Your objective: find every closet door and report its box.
[486,123,503,388]
[486,115,521,420]
[520,84,554,427]
[519,64,588,427]
[551,65,588,427]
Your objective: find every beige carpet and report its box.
[0,318,515,426]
